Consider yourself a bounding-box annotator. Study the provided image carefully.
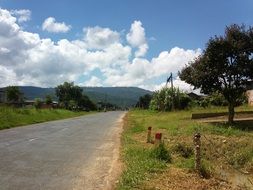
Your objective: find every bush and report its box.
[151,143,172,163]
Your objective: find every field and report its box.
[0,106,94,130]
[117,106,253,190]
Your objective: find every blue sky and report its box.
[0,0,253,90]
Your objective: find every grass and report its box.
[117,106,253,189]
[0,106,94,130]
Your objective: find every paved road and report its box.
[0,111,126,190]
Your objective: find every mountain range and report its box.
[16,86,152,108]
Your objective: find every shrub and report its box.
[151,143,172,163]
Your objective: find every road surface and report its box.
[0,111,126,190]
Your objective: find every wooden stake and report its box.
[193,133,201,173]
[147,126,152,143]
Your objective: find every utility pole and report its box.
[170,72,174,111]
[166,73,174,110]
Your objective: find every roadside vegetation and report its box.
[0,106,93,130]
[0,82,99,130]
[118,108,253,190]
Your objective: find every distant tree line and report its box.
[3,82,97,111]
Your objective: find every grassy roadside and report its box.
[0,106,95,130]
[117,107,253,190]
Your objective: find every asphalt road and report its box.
[0,111,126,190]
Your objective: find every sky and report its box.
[0,0,253,91]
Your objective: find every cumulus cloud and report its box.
[126,20,148,57]
[80,76,102,87]
[151,47,201,77]
[84,26,120,49]
[11,9,31,23]
[42,17,71,33]
[103,47,200,89]
[0,8,201,92]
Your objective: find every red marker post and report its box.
[155,133,162,145]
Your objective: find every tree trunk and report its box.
[228,102,235,124]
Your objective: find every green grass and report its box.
[118,106,253,189]
[0,106,94,130]
[117,113,168,190]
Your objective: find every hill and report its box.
[16,86,152,108]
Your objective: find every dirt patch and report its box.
[142,167,243,190]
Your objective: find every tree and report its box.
[55,82,83,109]
[6,86,22,103]
[136,94,152,109]
[34,98,42,109]
[45,95,53,105]
[179,24,253,123]
[78,94,97,111]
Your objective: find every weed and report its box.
[151,143,172,163]
[173,143,194,158]
[228,149,253,168]
[199,160,213,179]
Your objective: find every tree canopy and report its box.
[55,82,96,110]
[6,86,22,103]
[55,82,83,109]
[136,94,152,109]
[179,24,253,123]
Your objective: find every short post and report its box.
[193,133,201,173]
[155,133,162,145]
[147,126,152,143]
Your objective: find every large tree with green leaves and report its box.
[55,82,96,110]
[55,82,83,109]
[179,24,253,123]
[6,86,22,103]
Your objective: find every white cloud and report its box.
[0,47,10,54]
[0,8,201,92]
[11,9,31,23]
[42,17,71,33]
[126,20,148,57]
[80,76,102,87]
[84,26,120,49]
[151,47,201,77]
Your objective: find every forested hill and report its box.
[16,86,152,108]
